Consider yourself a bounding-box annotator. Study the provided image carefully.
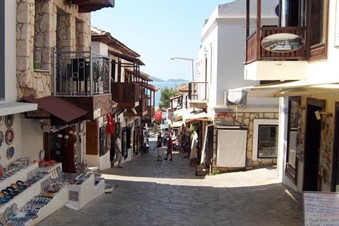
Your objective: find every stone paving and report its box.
[37,138,303,226]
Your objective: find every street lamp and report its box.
[170,57,194,82]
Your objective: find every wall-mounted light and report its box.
[64,135,69,140]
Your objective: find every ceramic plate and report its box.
[5,129,14,145]
[5,115,14,128]
[0,131,3,147]
[6,147,15,159]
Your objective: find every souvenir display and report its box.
[5,128,14,145]
[0,164,4,178]
[5,115,14,128]
[0,158,29,180]
[6,146,15,159]
[0,130,3,147]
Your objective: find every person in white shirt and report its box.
[112,133,122,168]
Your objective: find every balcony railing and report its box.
[111,82,140,108]
[189,82,208,101]
[246,26,307,63]
[54,50,110,96]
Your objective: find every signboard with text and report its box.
[303,192,339,226]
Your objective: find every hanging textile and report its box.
[106,113,115,134]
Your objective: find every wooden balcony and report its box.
[246,26,307,63]
[245,26,308,81]
[61,94,112,120]
[124,98,147,117]
[111,82,140,108]
[189,82,208,109]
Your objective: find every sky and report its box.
[91,0,233,81]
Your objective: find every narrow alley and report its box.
[37,138,303,226]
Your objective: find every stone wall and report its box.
[16,0,91,99]
[215,111,279,170]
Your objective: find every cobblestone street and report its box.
[38,139,303,226]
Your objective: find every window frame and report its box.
[285,97,301,184]
[257,124,278,159]
[252,119,279,160]
[307,0,329,60]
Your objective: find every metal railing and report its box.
[54,49,110,96]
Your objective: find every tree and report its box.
[159,87,176,109]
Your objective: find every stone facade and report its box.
[16,0,91,99]
[215,111,279,171]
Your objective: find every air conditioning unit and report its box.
[224,90,247,107]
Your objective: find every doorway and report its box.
[303,99,324,191]
[332,102,339,192]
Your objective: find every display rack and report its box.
[65,173,105,210]
[0,161,106,225]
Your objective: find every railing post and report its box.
[53,47,57,95]
[89,49,93,96]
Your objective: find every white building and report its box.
[193,0,280,170]
[0,0,38,165]
[243,0,339,193]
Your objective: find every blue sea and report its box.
[150,81,186,107]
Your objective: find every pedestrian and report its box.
[112,132,122,168]
[164,131,173,161]
[153,132,163,161]
[182,126,191,158]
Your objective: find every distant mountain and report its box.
[167,78,189,83]
[150,76,189,83]
[150,76,165,82]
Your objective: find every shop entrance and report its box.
[332,102,339,192]
[46,126,76,173]
[303,99,324,191]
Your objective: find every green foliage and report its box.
[159,87,176,109]
[210,168,221,175]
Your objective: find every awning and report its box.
[22,95,87,123]
[0,102,37,116]
[172,121,183,128]
[173,108,211,123]
[248,79,339,97]
[173,108,189,122]
[184,110,211,123]
[68,0,115,13]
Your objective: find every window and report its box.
[285,97,300,184]
[0,0,4,99]
[308,0,328,59]
[252,119,279,160]
[257,125,278,158]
